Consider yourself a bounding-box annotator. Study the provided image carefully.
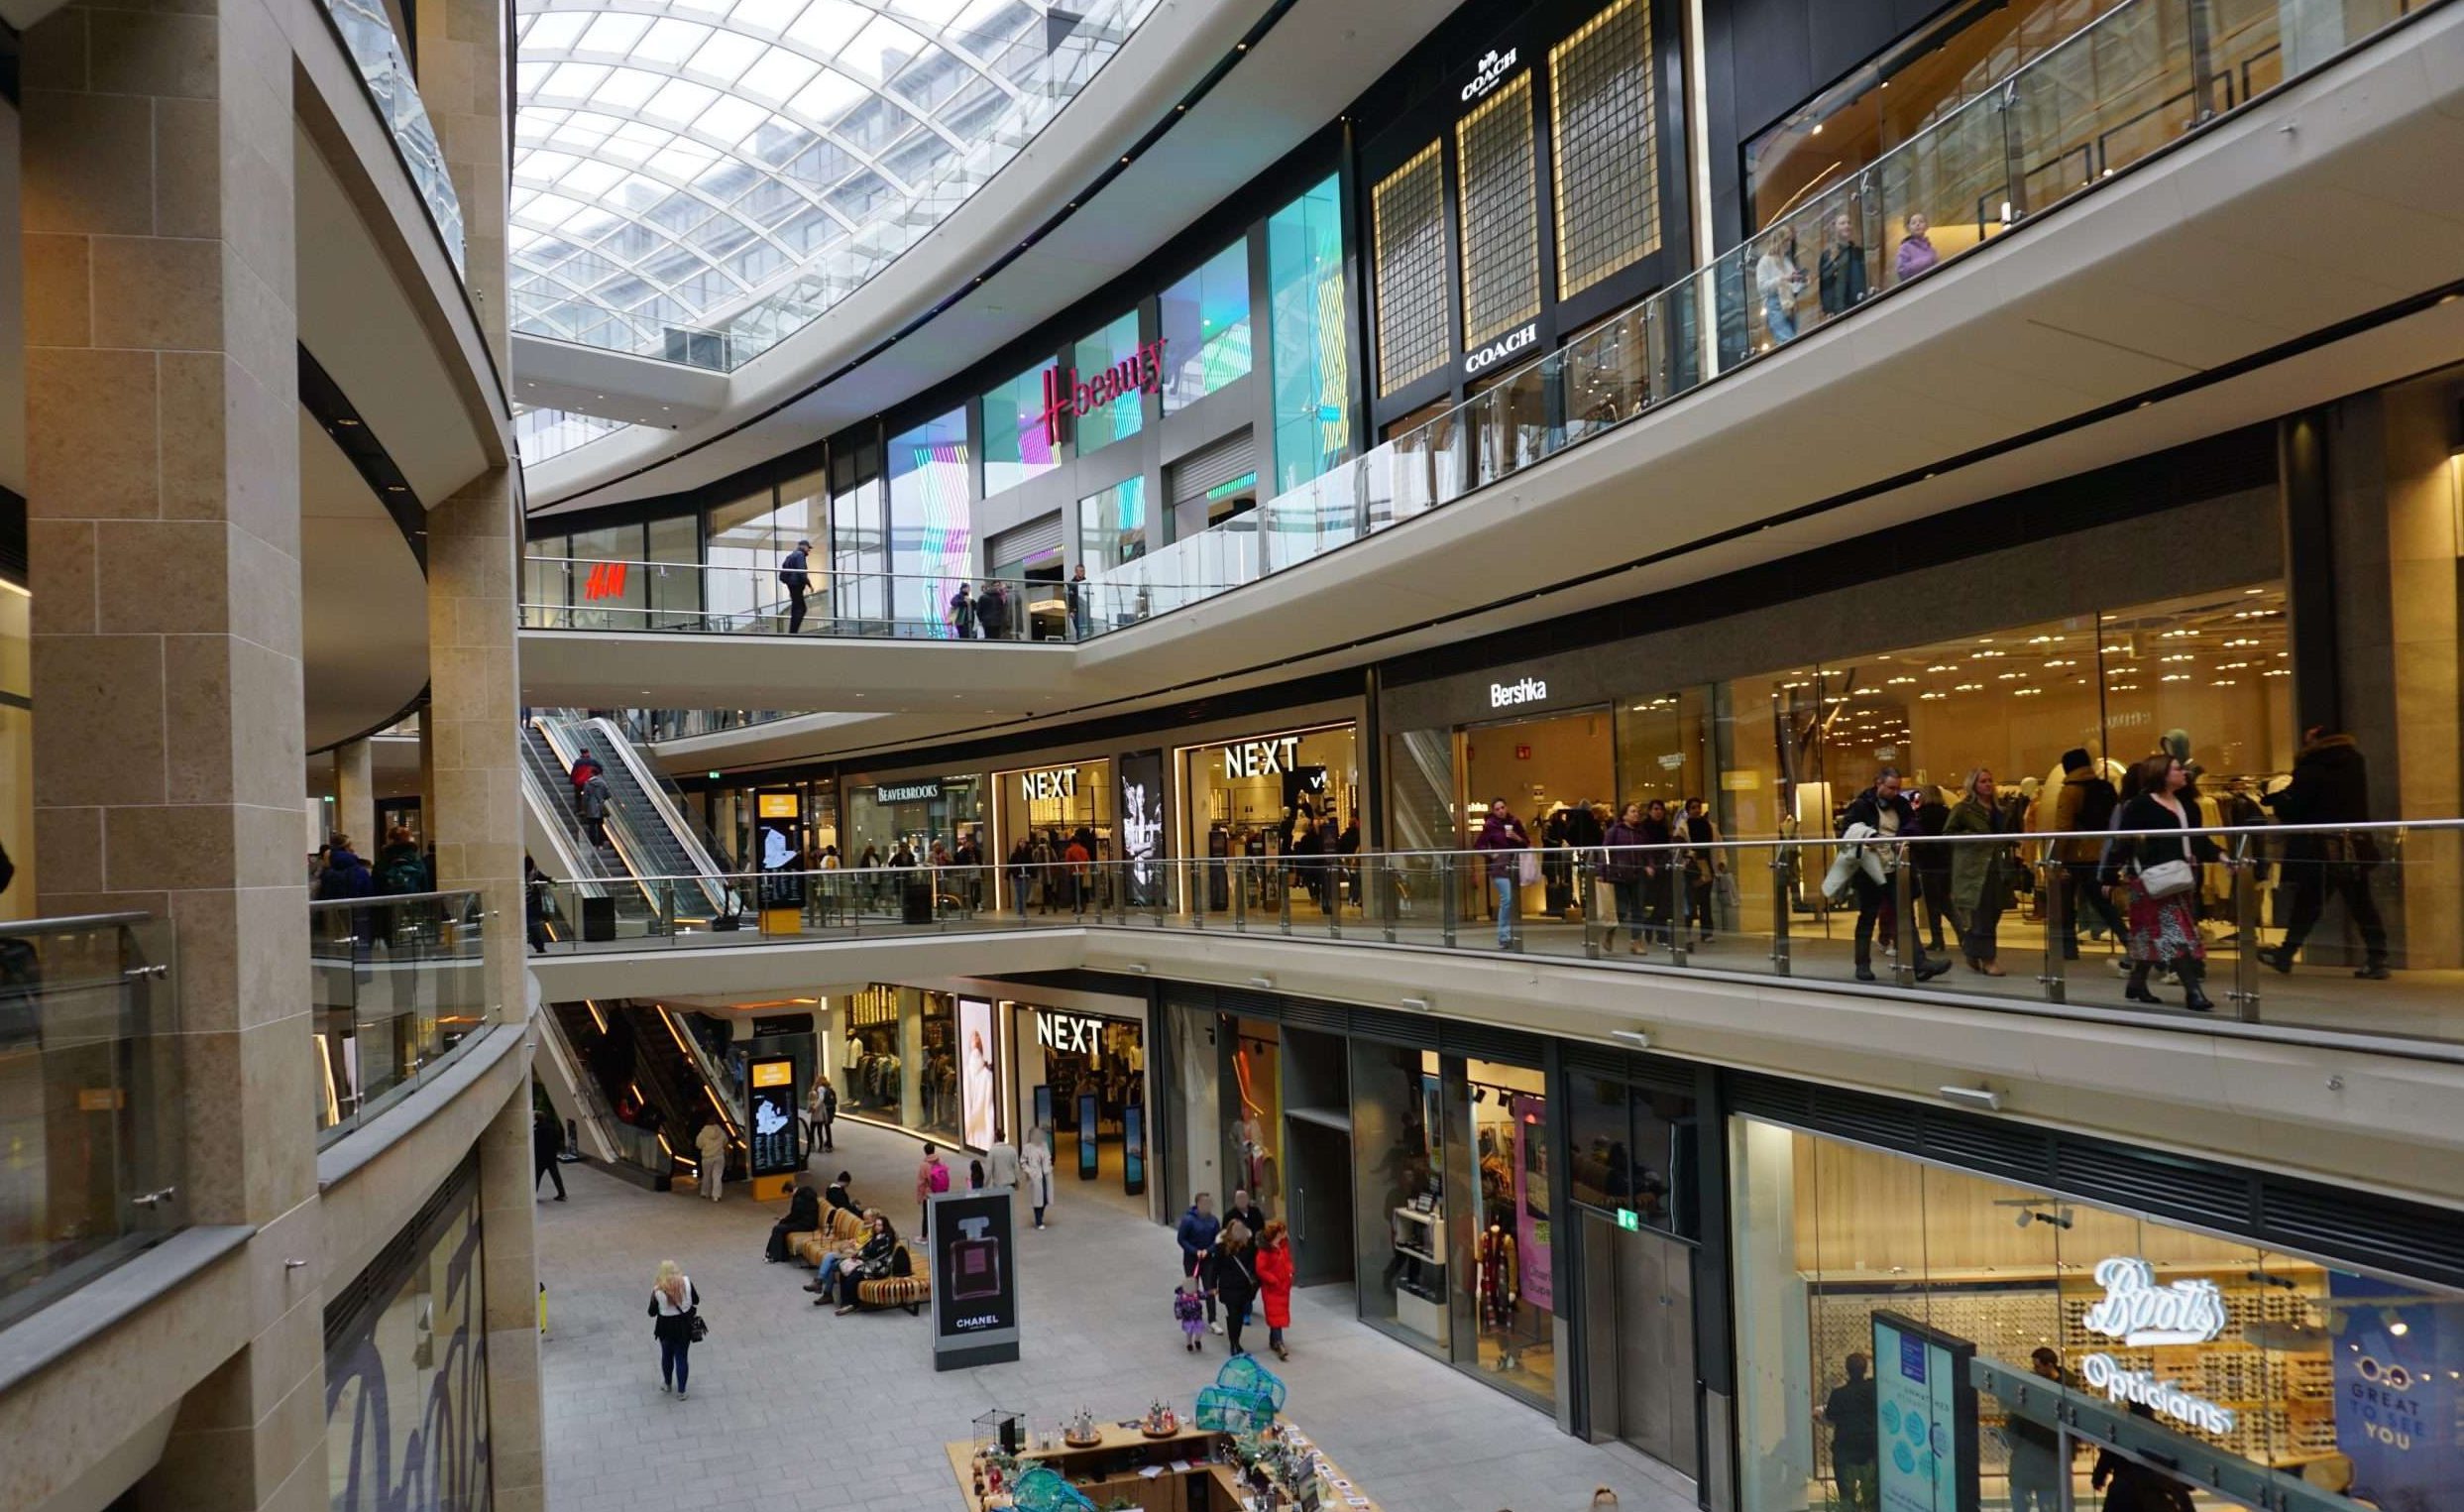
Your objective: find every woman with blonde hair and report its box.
[1943,767,2019,977]
[647,1258,701,1397]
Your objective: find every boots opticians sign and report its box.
[2081,1257,2229,1345]
[1033,338,1169,447]
[1463,321,1538,378]
[1018,767,1079,802]
[1222,736,1302,779]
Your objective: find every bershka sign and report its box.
[1490,676,1548,709]
[1222,736,1302,779]
[1018,766,1078,802]
[875,779,944,805]
[1033,338,1168,447]
[1035,1009,1104,1055]
[1463,321,1538,377]
[2079,1353,2238,1436]
[1461,47,1519,101]
[2081,1257,2229,1345]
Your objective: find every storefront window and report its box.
[1073,311,1149,450]
[1178,724,1359,918]
[917,990,959,1145]
[1225,1017,1283,1214]
[1267,177,1350,491]
[1457,1057,1553,1407]
[830,475,888,625]
[1352,1040,1445,1352]
[842,774,984,872]
[993,758,1113,912]
[1567,1074,1695,1237]
[1012,1000,1146,1207]
[1162,239,1253,415]
[568,521,647,628]
[1731,1115,2462,1512]
[705,475,822,627]
[982,359,1062,495]
[1076,476,1148,573]
[836,985,914,1129]
[886,408,972,632]
[645,513,702,627]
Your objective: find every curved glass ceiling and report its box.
[512,0,1159,373]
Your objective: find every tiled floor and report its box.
[536,1119,1699,1512]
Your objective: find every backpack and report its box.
[2073,777,2120,833]
[929,1161,952,1194]
[380,851,427,895]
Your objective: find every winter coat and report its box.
[579,774,612,822]
[1600,820,1652,883]
[1944,795,2016,915]
[376,842,430,896]
[2265,733,2373,861]
[1256,1240,1295,1329]
[1176,1206,1222,1267]
[1837,785,1914,841]
[1472,813,1529,884]
[1018,1139,1054,1207]
[2104,794,2220,884]
[2051,768,2119,864]
[317,847,376,901]
[1818,241,1867,312]
[1213,1241,1261,1314]
[987,1140,1021,1189]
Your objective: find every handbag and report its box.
[687,1311,709,1342]
[1515,852,1540,886]
[2137,859,2196,899]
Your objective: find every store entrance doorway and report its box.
[1284,1115,1356,1289]
[1460,708,1616,921]
[1582,1211,1700,1480]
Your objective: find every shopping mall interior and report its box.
[5,0,2464,1510]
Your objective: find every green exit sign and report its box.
[707,771,722,780]
[1616,1209,1640,1231]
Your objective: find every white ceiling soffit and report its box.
[301,411,430,751]
[523,0,1445,512]
[295,123,495,509]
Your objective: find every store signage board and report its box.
[1490,676,1548,709]
[1464,322,1538,378]
[1032,338,1169,448]
[1870,1311,1978,1512]
[1223,735,1303,779]
[876,779,944,804]
[1018,766,1078,801]
[1460,47,1519,101]
[928,1190,1020,1370]
[2079,1257,2228,1345]
[746,1056,801,1178]
[1035,1009,1104,1055]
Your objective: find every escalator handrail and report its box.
[529,717,699,917]
[517,754,622,905]
[571,715,732,918]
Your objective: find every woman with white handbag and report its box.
[2105,754,2222,1011]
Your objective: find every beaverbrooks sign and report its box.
[2080,1257,2229,1345]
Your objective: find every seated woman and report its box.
[802,1208,876,1298]
[830,1212,906,1314]
[764,1180,823,1263]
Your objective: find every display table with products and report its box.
[947,1417,1385,1511]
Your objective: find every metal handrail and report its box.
[0,910,153,936]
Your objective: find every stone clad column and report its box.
[21,0,324,1505]
[335,737,376,854]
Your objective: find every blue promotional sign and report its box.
[1871,1311,1977,1512]
[1076,1091,1099,1179]
[2332,1268,2462,1505]
[1123,1104,1146,1196]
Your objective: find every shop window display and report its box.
[1567,1075,1696,1238]
[838,985,913,1128]
[1224,1019,1283,1215]
[995,759,1113,914]
[1459,1058,1554,1407]
[1352,1041,1446,1353]
[1030,1007,1144,1193]
[918,991,960,1145]
[1179,724,1359,919]
[1161,240,1252,415]
[1731,1116,2461,1512]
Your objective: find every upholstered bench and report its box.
[853,1247,930,1314]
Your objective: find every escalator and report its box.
[519,720,658,930]
[547,996,747,1188]
[527,714,734,927]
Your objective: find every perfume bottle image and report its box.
[952,1215,1004,1302]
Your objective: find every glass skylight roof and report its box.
[512,0,1158,372]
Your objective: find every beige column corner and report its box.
[476,1082,546,1512]
[334,738,376,856]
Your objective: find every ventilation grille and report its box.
[1279,999,1347,1032]
[324,1155,479,1351]
[1439,1019,1543,1064]
[1551,0,1659,298]
[1346,1005,1435,1047]
[1456,74,1540,348]
[1372,143,1450,395]
[2263,1185,2464,1290]
[2056,1143,2253,1231]
[1920,1112,2054,1184]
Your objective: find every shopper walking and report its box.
[948,582,977,639]
[1817,1352,1879,1512]
[1755,227,1806,343]
[979,579,1011,641]
[1894,212,1940,281]
[2107,754,2221,1011]
[2008,1348,2068,1512]
[2053,748,2128,956]
[809,1072,837,1153]
[647,1260,701,1397]
[1837,769,1951,985]
[1473,798,1531,948]
[524,857,553,954]
[1177,1193,1222,1331]
[916,1143,951,1237]
[1601,802,1652,953]
[1175,1276,1209,1351]
[1227,1188,1266,1241]
[1066,563,1091,640]
[578,771,613,850]
[694,1119,728,1201]
[1213,1222,1261,1358]
[1818,209,1867,315]
[1907,785,1953,955]
[532,1106,567,1201]
[1945,768,2017,977]
[2260,726,2390,979]
[1019,1125,1054,1228]
[376,825,430,896]
[568,748,601,798]
[779,539,813,634]
[316,833,375,901]
[1680,797,1723,945]
[1256,1219,1295,1360]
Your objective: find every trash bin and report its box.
[900,877,933,925]
[582,895,616,942]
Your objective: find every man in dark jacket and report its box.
[779,539,813,633]
[1837,769,1951,985]
[1176,1194,1223,1331]
[2261,728,2389,978]
[316,835,375,900]
[579,773,613,849]
[533,1106,567,1200]
[2050,748,2128,957]
[978,580,1010,640]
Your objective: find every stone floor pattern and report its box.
[537,1120,1700,1512]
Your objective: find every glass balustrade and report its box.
[520,0,2433,661]
[529,819,2464,1050]
[318,0,465,272]
[0,913,183,1333]
[312,890,496,1145]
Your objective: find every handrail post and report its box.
[1890,854,1916,989]
[1379,860,1400,945]
[1325,861,1342,940]
[1280,862,1293,936]
[2037,857,2067,1004]
[1505,854,1525,954]
[1769,846,1793,977]
[1666,855,1689,968]
[1998,79,2031,226]
[1581,857,1602,960]
[1190,861,1207,930]
[1439,856,1458,950]
[1234,860,1248,934]
[2229,838,2260,1023]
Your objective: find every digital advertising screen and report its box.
[928,1189,1020,1369]
[1076,1091,1099,1179]
[1117,748,1165,907]
[746,1056,801,1177]
[753,790,804,909]
[1123,1105,1146,1196]
[1871,1311,1977,1512]
[957,995,997,1150]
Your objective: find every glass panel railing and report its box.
[319,0,465,272]
[312,890,494,1145]
[532,818,2464,1050]
[0,913,182,1332]
[519,0,2439,649]
[518,558,1121,642]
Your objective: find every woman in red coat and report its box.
[1256,1219,1296,1360]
